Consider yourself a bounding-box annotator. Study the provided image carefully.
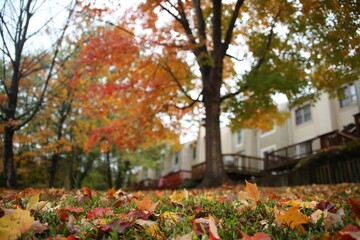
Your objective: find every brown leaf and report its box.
[348,198,360,220]
[29,220,48,234]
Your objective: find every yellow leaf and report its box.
[26,194,48,211]
[277,205,310,230]
[170,189,189,206]
[0,207,34,240]
[161,211,182,224]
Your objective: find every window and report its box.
[236,130,243,146]
[174,152,179,165]
[295,104,311,125]
[192,147,196,160]
[339,84,357,108]
[296,142,312,158]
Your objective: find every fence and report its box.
[256,157,360,187]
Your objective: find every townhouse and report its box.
[134,80,360,189]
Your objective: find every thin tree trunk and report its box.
[49,153,60,187]
[115,158,123,189]
[105,151,112,188]
[3,127,17,188]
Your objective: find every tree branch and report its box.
[192,0,206,42]
[167,90,203,110]
[16,0,77,130]
[255,7,283,71]
[222,0,244,54]
[159,61,196,103]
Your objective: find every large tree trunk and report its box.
[3,127,17,188]
[199,65,229,187]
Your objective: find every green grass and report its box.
[0,183,359,239]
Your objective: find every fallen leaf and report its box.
[82,187,92,198]
[0,207,34,240]
[161,211,182,224]
[26,193,48,211]
[29,220,48,234]
[311,209,327,224]
[277,205,310,230]
[193,216,220,240]
[99,219,134,234]
[63,206,84,213]
[324,212,344,230]
[175,232,194,240]
[87,207,114,219]
[348,198,360,221]
[238,180,260,203]
[316,200,337,213]
[134,195,158,213]
[170,189,189,206]
[66,215,80,234]
[240,232,272,240]
[208,216,220,240]
[336,224,360,240]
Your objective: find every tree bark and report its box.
[49,153,60,188]
[199,65,229,187]
[3,127,17,188]
[105,151,112,188]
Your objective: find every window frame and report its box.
[339,83,357,108]
[295,104,312,125]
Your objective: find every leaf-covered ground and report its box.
[0,181,359,240]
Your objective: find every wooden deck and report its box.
[192,154,265,180]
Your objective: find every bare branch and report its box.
[225,53,244,62]
[167,90,203,110]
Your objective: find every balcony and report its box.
[265,130,356,170]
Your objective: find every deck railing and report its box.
[192,154,265,180]
[265,130,354,170]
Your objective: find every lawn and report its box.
[0,181,359,239]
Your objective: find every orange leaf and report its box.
[82,187,92,198]
[277,205,310,230]
[63,206,84,213]
[238,180,261,203]
[240,232,272,240]
[134,195,158,213]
